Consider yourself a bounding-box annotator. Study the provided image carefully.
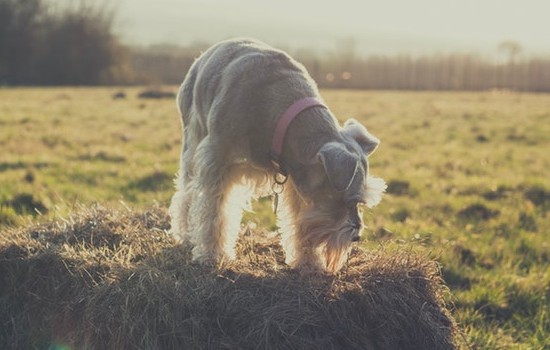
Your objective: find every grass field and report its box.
[1,87,549,349]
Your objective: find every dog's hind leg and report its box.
[169,109,203,242]
[185,138,247,263]
[168,169,193,242]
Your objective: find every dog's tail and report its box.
[177,64,198,127]
[177,63,204,156]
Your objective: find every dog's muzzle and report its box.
[351,221,363,242]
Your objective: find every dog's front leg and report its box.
[278,183,325,273]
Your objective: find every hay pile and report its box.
[0,206,463,349]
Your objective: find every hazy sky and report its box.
[114,0,550,56]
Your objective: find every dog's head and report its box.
[291,119,386,272]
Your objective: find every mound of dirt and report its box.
[137,89,176,99]
[0,206,463,349]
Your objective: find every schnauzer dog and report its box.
[169,38,386,273]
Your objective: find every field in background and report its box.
[1,87,549,348]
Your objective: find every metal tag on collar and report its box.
[272,172,288,214]
[269,151,288,176]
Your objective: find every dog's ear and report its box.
[342,119,380,156]
[317,143,359,192]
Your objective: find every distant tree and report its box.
[497,41,523,89]
[0,0,121,85]
[36,2,118,84]
[498,41,522,64]
[0,0,43,84]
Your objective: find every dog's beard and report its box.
[323,224,357,273]
[365,175,387,208]
[298,208,355,273]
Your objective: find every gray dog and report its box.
[169,38,386,273]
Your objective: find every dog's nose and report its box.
[351,222,362,242]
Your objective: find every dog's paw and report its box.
[192,253,217,265]
[293,259,325,276]
[169,232,184,244]
[191,248,235,268]
[168,227,187,243]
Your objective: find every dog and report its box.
[169,38,386,273]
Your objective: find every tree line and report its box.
[1,0,550,91]
[310,54,550,92]
[120,43,550,93]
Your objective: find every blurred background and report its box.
[1,0,549,90]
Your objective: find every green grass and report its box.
[0,87,181,219]
[1,87,549,349]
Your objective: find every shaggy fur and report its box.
[169,38,386,273]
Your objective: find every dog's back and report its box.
[176,38,321,165]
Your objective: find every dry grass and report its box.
[0,205,463,349]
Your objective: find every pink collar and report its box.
[270,97,327,175]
